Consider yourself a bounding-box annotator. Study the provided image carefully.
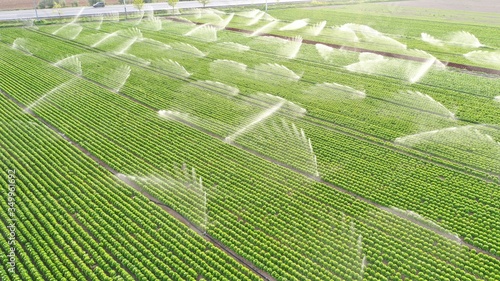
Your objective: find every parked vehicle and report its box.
[93,2,105,7]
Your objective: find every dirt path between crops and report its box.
[0,90,276,281]
[171,17,500,76]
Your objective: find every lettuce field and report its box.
[1,2,500,281]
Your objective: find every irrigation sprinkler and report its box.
[124,0,128,20]
[33,0,39,21]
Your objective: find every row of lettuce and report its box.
[195,8,500,71]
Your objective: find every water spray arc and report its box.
[52,7,85,39]
[24,78,78,112]
[225,100,285,143]
[409,57,436,84]
[12,38,32,55]
[119,164,210,233]
[54,55,83,76]
[92,32,118,48]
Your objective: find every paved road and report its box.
[0,0,309,21]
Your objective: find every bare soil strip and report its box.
[241,28,500,75]
[0,90,275,281]
[173,18,500,76]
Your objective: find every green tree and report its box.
[133,0,144,10]
[167,0,178,13]
[53,1,63,16]
[198,0,209,8]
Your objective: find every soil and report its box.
[0,0,121,11]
